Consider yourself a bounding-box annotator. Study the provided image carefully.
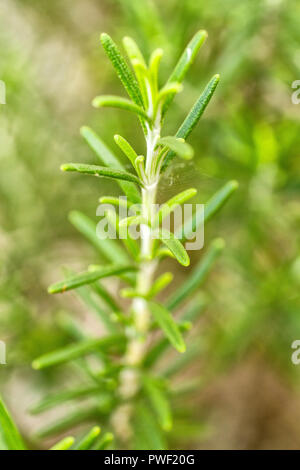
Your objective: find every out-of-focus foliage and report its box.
[0,0,299,450]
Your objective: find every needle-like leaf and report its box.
[32,334,125,370]
[114,134,139,168]
[154,188,197,227]
[149,301,186,353]
[157,136,193,160]
[144,294,207,368]
[93,432,114,450]
[143,376,172,431]
[175,180,238,241]
[147,272,173,298]
[154,228,190,266]
[167,238,225,310]
[92,95,151,122]
[0,396,26,450]
[68,211,132,273]
[163,30,208,114]
[36,407,100,438]
[29,386,101,414]
[122,36,147,68]
[81,126,141,203]
[162,74,220,169]
[50,437,75,451]
[204,180,239,223]
[119,215,149,228]
[100,33,143,107]
[48,264,136,294]
[61,163,143,186]
[73,426,101,450]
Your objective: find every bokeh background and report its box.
[0,0,300,449]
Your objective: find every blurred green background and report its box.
[0,0,299,449]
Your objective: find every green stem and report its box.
[112,100,161,441]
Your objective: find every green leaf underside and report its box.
[81,126,141,203]
[149,301,186,353]
[162,74,220,170]
[0,396,26,450]
[32,334,125,370]
[48,265,136,294]
[61,163,143,186]
[167,238,225,310]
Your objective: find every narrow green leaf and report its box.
[162,74,220,169]
[0,395,26,450]
[100,33,143,107]
[94,432,114,450]
[204,180,238,223]
[80,126,141,204]
[175,181,237,242]
[73,426,101,450]
[114,134,139,168]
[36,407,100,438]
[81,126,121,168]
[157,82,183,103]
[119,215,149,228]
[68,211,135,285]
[144,295,206,369]
[62,266,117,333]
[147,272,173,298]
[163,30,208,114]
[48,265,136,294]
[32,334,125,370]
[93,95,151,122]
[57,311,86,341]
[158,136,193,160]
[99,196,135,209]
[74,283,117,333]
[50,437,75,450]
[133,403,166,450]
[122,36,147,68]
[162,342,202,378]
[154,188,197,227]
[149,48,163,91]
[149,301,186,353]
[154,228,190,267]
[61,163,143,187]
[91,282,122,315]
[105,208,140,260]
[143,376,172,431]
[180,293,208,321]
[29,386,101,414]
[167,238,225,310]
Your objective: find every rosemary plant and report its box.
[0,32,237,450]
